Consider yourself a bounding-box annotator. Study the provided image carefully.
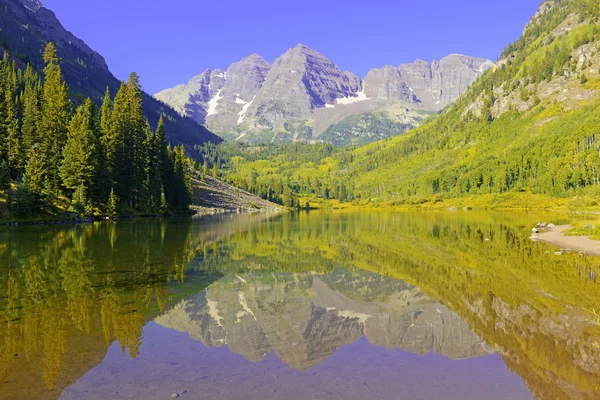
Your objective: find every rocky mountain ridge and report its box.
[155,45,492,145]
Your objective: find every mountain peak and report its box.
[239,53,270,65]
[291,43,322,55]
[157,45,492,144]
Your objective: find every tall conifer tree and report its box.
[39,43,70,194]
[60,98,99,203]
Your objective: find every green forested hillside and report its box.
[320,112,418,147]
[0,44,193,219]
[209,0,600,207]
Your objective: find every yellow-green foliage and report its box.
[203,211,600,398]
[211,4,600,210]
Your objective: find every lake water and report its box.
[1,211,599,399]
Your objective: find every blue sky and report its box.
[44,0,542,94]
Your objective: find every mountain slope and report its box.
[216,0,600,207]
[155,44,491,145]
[339,0,600,203]
[0,0,221,147]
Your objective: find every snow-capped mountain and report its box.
[155,44,493,145]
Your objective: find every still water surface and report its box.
[1,211,599,399]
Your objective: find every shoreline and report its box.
[531,225,600,256]
[1,207,282,227]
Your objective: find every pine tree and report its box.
[106,188,118,218]
[5,85,23,177]
[72,183,87,215]
[39,43,71,194]
[154,117,174,208]
[23,143,47,211]
[0,160,9,189]
[147,122,162,212]
[109,81,131,204]
[60,98,99,198]
[0,50,197,218]
[163,145,175,209]
[126,72,148,209]
[159,189,169,215]
[21,79,41,158]
[172,145,191,210]
[139,121,153,212]
[0,56,9,165]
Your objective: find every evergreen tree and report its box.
[60,99,99,200]
[126,72,147,209]
[5,86,23,176]
[0,55,9,165]
[172,145,191,210]
[39,43,71,194]
[0,46,197,218]
[106,188,118,218]
[24,144,46,196]
[109,81,131,204]
[72,183,87,215]
[7,183,34,216]
[0,160,9,189]
[146,122,162,212]
[159,189,169,215]
[21,79,41,157]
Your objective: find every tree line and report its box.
[195,141,357,207]
[0,43,192,218]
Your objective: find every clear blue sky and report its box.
[43,0,542,94]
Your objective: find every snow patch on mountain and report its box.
[207,89,223,116]
[237,96,255,123]
[234,94,247,105]
[336,90,370,105]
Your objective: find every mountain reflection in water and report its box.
[1,211,599,399]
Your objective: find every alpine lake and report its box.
[1,210,599,400]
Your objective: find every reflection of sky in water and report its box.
[61,322,532,400]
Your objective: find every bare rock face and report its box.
[208,54,272,132]
[154,69,226,125]
[240,44,363,133]
[364,65,419,104]
[366,55,493,111]
[154,45,492,144]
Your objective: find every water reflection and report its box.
[156,269,494,370]
[1,211,599,399]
